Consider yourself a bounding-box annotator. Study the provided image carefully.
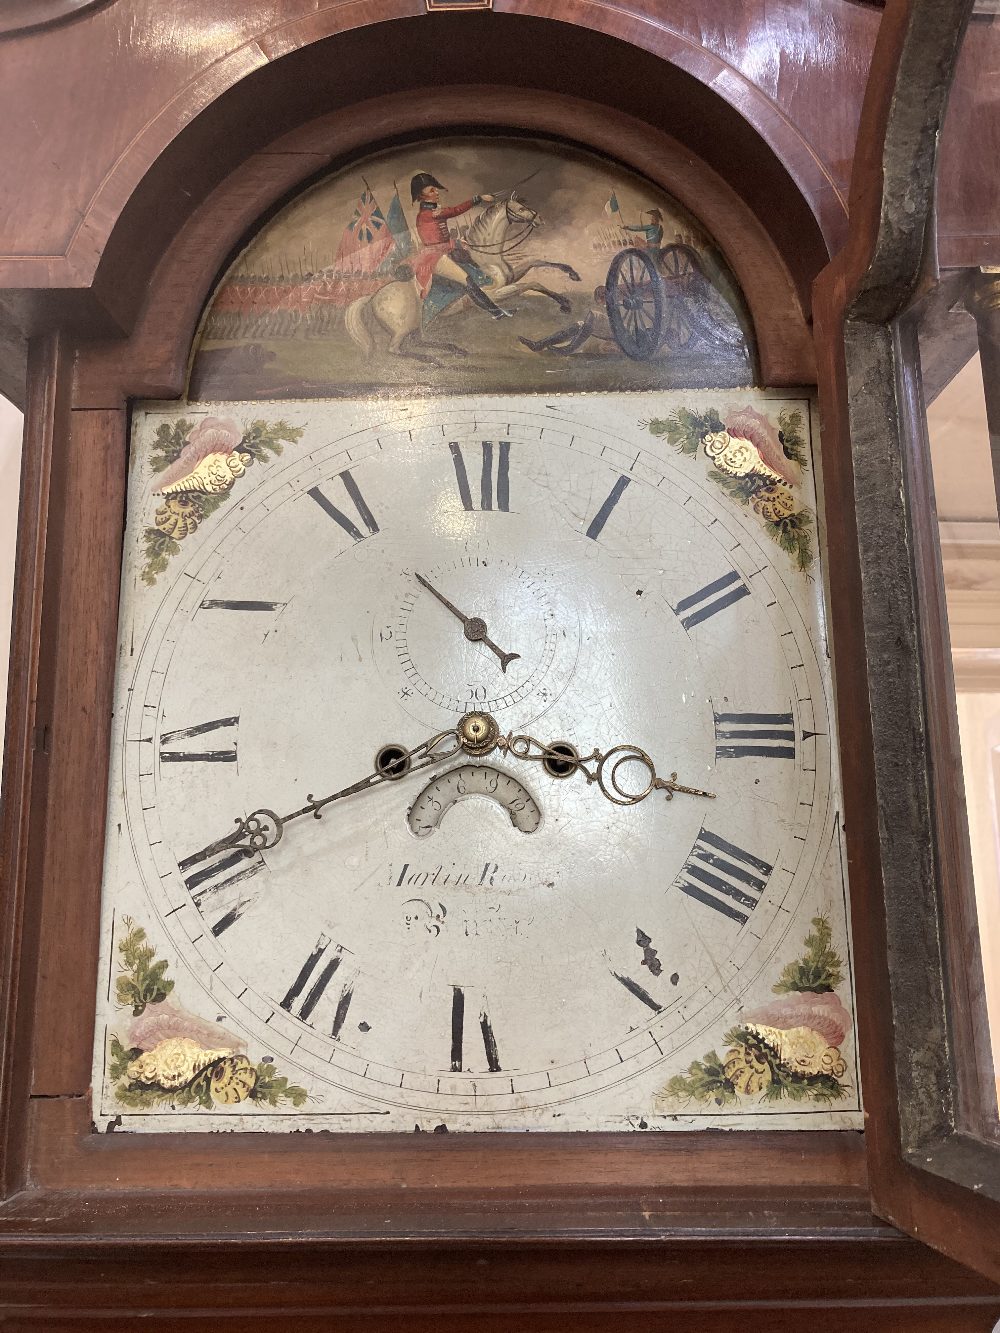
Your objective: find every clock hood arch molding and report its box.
[2,8,836,404]
[73,103,818,404]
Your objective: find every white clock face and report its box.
[94,394,860,1131]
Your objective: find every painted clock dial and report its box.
[93,394,862,1131]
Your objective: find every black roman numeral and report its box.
[673,570,750,629]
[309,470,380,542]
[449,440,511,512]
[714,710,796,760]
[585,474,631,541]
[612,971,662,1012]
[675,829,772,925]
[160,715,238,764]
[199,598,286,613]
[449,985,501,1072]
[177,840,266,936]
[330,980,355,1039]
[280,934,341,1021]
[280,936,359,1033]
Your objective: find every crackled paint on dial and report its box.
[92,393,860,1131]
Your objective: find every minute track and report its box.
[104,394,848,1131]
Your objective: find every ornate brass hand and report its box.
[414,571,521,673]
[179,726,464,868]
[453,711,715,809]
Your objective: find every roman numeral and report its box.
[714,710,796,760]
[199,599,286,613]
[673,570,750,629]
[309,470,380,542]
[330,980,355,1039]
[612,971,662,1012]
[159,715,238,764]
[449,985,501,1072]
[280,934,341,1021]
[585,474,631,541]
[449,440,510,511]
[176,841,266,935]
[279,935,359,1032]
[675,829,772,926]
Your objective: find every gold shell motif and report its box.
[159,450,250,497]
[723,1044,773,1096]
[703,428,786,486]
[745,1023,848,1079]
[209,1055,258,1105]
[750,483,797,523]
[154,496,200,539]
[126,1037,232,1090]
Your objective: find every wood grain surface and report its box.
[1,0,999,1321]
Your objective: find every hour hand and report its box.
[176,726,464,870]
[414,571,521,673]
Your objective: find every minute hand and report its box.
[414,571,520,673]
[177,726,462,871]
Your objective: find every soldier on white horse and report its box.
[345,176,580,362]
[409,171,513,321]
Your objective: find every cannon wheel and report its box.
[658,243,703,281]
[657,244,705,349]
[605,247,664,360]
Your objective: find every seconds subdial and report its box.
[379,554,581,727]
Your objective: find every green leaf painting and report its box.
[115,917,174,1016]
[108,918,308,1113]
[656,916,853,1111]
[141,417,303,585]
[645,403,815,573]
[773,915,845,995]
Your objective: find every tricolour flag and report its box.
[334,188,395,275]
[386,190,413,259]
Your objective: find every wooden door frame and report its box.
[814,0,1000,1285]
[0,0,997,1319]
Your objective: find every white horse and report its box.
[344,194,580,362]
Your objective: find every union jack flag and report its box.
[334,188,396,275]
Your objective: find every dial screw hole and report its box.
[376,743,411,780]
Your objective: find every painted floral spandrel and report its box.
[141,416,303,586]
[107,918,308,1112]
[644,404,814,574]
[655,917,853,1109]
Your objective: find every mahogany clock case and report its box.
[0,1,998,1324]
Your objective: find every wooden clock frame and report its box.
[1,0,999,1323]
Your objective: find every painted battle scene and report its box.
[189,137,757,400]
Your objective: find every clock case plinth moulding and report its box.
[1,0,999,1321]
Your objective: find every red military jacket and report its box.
[411,199,479,295]
[415,198,477,248]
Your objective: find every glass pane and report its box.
[0,394,23,757]
[925,346,1000,1132]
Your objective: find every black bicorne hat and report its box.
[411,172,446,202]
